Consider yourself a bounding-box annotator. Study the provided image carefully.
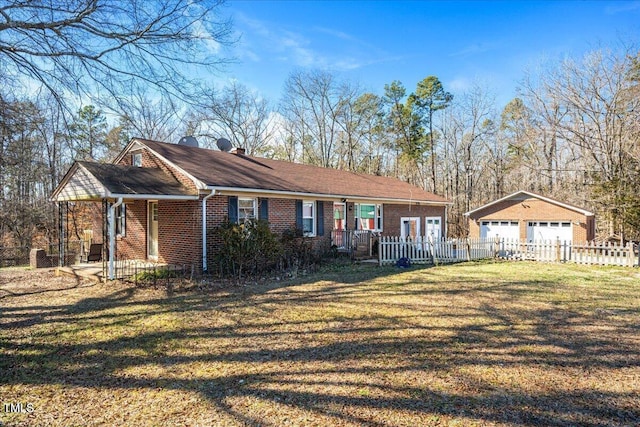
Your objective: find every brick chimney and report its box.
[232,147,245,155]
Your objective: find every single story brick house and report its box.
[464,190,595,243]
[52,138,451,277]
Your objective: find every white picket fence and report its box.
[378,236,639,268]
[378,237,494,266]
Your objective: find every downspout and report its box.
[108,197,123,280]
[444,205,448,239]
[202,190,216,272]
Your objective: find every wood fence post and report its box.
[429,235,436,265]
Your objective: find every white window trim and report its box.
[355,203,383,232]
[400,217,421,240]
[132,152,142,167]
[302,200,316,237]
[116,204,126,237]
[238,197,257,223]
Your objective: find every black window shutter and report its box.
[259,198,269,221]
[228,196,238,223]
[316,201,324,236]
[295,200,303,230]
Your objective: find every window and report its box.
[132,153,142,167]
[376,205,383,230]
[355,203,383,231]
[302,201,315,236]
[238,198,256,222]
[110,204,126,237]
[333,203,346,230]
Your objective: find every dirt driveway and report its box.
[0,267,95,299]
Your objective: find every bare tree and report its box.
[0,0,233,107]
[114,87,184,143]
[280,70,345,168]
[519,47,640,239]
[199,82,274,155]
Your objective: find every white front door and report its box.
[401,217,420,241]
[148,201,158,260]
[425,217,442,240]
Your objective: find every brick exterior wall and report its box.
[342,202,446,236]
[102,195,447,266]
[381,204,447,237]
[467,197,594,242]
[268,198,297,234]
[158,200,201,265]
[115,200,147,260]
[205,196,333,268]
[110,198,203,265]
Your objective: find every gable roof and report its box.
[128,138,450,204]
[51,161,197,202]
[464,190,595,217]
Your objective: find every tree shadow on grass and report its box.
[1,263,639,426]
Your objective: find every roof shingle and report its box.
[138,139,449,203]
[79,161,194,197]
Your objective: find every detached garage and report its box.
[465,190,595,243]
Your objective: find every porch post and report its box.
[108,198,123,280]
[102,200,108,281]
[58,202,65,267]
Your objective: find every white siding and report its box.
[56,165,107,201]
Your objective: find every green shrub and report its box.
[214,219,281,279]
[212,218,328,280]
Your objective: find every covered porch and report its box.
[51,161,198,281]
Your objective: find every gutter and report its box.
[207,186,452,206]
[201,190,216,272]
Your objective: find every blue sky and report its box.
[219,1,640,108]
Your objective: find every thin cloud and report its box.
[448,76,472,93]
[450,41,503,58]
[234,11,382,71]
[604,1,640,14]
[313,26,358,42]
[191,19,222,55]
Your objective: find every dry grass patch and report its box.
[1,261,639,426]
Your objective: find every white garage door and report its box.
[526,221,573,243]
[480,221,519,240]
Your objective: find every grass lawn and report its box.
[1,261,639,426]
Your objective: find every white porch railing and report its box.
[378,236,639,268]
[331,230,373,257]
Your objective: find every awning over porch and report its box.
[51,161,199,280]
[51,161,198,202]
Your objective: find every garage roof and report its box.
[464,190,595,217]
